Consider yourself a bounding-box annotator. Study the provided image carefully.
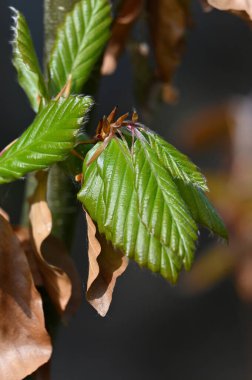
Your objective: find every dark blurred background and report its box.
[1,1,252,379]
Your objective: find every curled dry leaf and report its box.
[207,0,252,19]
[0,214,52,380]
[146,0,191,103]
[86,212,128,317]
[101,0,144,75]
[15,226,82,319]
[29,171,74,315]
[41,235,82,320]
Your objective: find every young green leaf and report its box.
[133,138,198,269]
[174,179,228,240]
[0,96,92,184]
[78,125,227,282]
[48,0,112,95]
[146,132,208,191]
[11,8,48,112]
[78,139,187,283]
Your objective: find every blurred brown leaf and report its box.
[101,0,144,75]
[146,0,191,103]
[0,214,52,380]
[182,245,235,293]
[86,212,128,317]
[179,103,233,153]
[29,171,72,315]
[180,96,252,303]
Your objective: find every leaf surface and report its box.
[133,138,198,269]
[0,96,92,184]
[147,132,208,190]
[78,139,184,283]
[79,132,227,282]
[11,8,48,112]
[0,214,52,380]
[86,212,128,316]
[48,0,112,94]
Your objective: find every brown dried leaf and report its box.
[29,171,72,314]
[146,0,191,103]
[0,208,9,221]
[101,0,144,75]
[15,226,44,286]
[86,212,128,317]
[15,226,82,319]
[41,235,82,321]
[0,214,52,380]
[33,362,51,380]
[207,0,252,19]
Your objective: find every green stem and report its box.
[44,0,79,247]
[20,173,37,227]
[47,164,77,249]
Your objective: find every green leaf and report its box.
[133,138,198,270]
[78,138,193,283]
[146,132,208,191]
[11,8,48,112]
[78,129,227,282]
[48,0,112,95]
[174,179,228,240]
[0,96,92,184]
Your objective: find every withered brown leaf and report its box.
[0,214,52,380]
[41,234,82,320]
[101,0,144,75]
[86,212,128,317]
[0,208,10,221]
[29,171,72,314]
[207,0,252,19]
[179,103,233,154]
[146,0,191,103]
[15,226,82,320]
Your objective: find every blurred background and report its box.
[1,0,252,379]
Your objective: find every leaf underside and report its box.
[11,8,47,112]
[48,0,112,95]
[0,96,92,184]
[78,132,227,283]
